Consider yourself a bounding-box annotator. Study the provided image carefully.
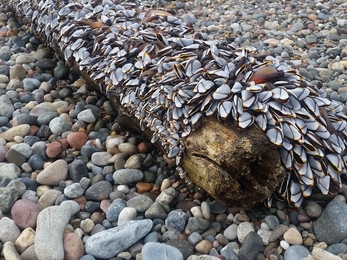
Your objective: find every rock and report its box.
[36,159,68,185]
[2,241,22,260]
[91,152,112,166]
[237,222,255,243]
[224,223,238,241]
[64,183,84,199]
[49,117,71,135]
[46,139,69,158]
[136,182,152,193]
[117,143,138,155]
[311,248,342,260]
[34,201,80,260]
[314,200,347,244]
[63,233,84,260]
[257,228,271,245]
[67,132,88,149]
[269,224,289,242]
[284,245,310,260]
[0,124,30,141]
[156,187,177,205]
[10,64,26,80]
[85,219,153,259]
[144,202,168,219]
[113,169,144,184]
[305,202,322,218]
[106,198,126,222]
[68,159,89,182]
[186,217,210,234]
[38,189,62,209]
[117,207,137,225]
[0,95,14,118]
[238,231,263,260]
[85,181,112,201]
[127,194,154,212]
[195,240,213,254]
[0,186,19,213]
[264,215,279,230]
[283,227,303,245]
[124,154,143,169]
[14,227,35,253]
[11,199,40,229]
[142,242,183,260]
[20,244,38,260]
[165,209,188,232]
[0,163,21,181]
[0,217,21,243]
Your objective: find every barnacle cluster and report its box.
[12,0,347,206]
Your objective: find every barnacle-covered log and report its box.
[11,0,347,208]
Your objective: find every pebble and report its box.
[113,169,144,184]
[0,217,21,243]
[36,159,68,185]
[284,245,310,260]
[142,242,184,260]
[165,209,189,232]
[10,199,40,228]
[283,227,303,245]
[14,227,35,254]
[117,207,137,225]
[63,233,84,260]
[237,222,255,243]
[314,200,347,244]
[106,198,126,222]
[85,219,152,259]
[127,194,154,212]
[238,231,263,260]
[84,181,113,201]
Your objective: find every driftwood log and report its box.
[12,0,347,211]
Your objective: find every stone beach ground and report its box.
[1,0,347,259]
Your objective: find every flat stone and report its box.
[314,200,347,244]
[36,159,68,185]
[0,124,30,141]
[11,199,40,229]
[0,163,21,181]
[284,245,310,260]
[67,131,88,149]
[113,169,144,184]
[63,233,84,260]
[127,194,154,212]
[0,217,21,243]
[34,201,80,260]
[0,186,19,213]
[237,222,255,243]
[85,181,112,201]
[85,219,153,259]
[91,152,112,166]
[238,231,263,260]
[14,227,35,254]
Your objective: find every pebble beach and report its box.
[1,0,347,259]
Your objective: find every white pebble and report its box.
[117,207,137,225]
[117,185,129,194]
[191,206,203,219]
[260,223,270,230]
[280,240,290,250]
[201,201,210,219]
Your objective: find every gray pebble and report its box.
[85,219,152,259]
[0,95,14,118]
[165,209,188,232]
[49,117,71,135]
[142,242,183,260]
[84,181,112,201]
[113,169,143,184]
[284,245,310,260]
[64,183,84,198]
[106,198,126,222]
[127,194,154,212]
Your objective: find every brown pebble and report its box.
[91,212,104,224]
[263,241,278,256]
[137,142,149,153]
[160,179,171,191]
[283,227,303,245]
[67,132,88,150]
[63,233,84,260]
[74,196,87,211]
[46,139,69,158]
[136,182,152,193]
[237,213,250,222]
[195,240,213,254]
[176,200,199,212]
[29,125,39,136]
